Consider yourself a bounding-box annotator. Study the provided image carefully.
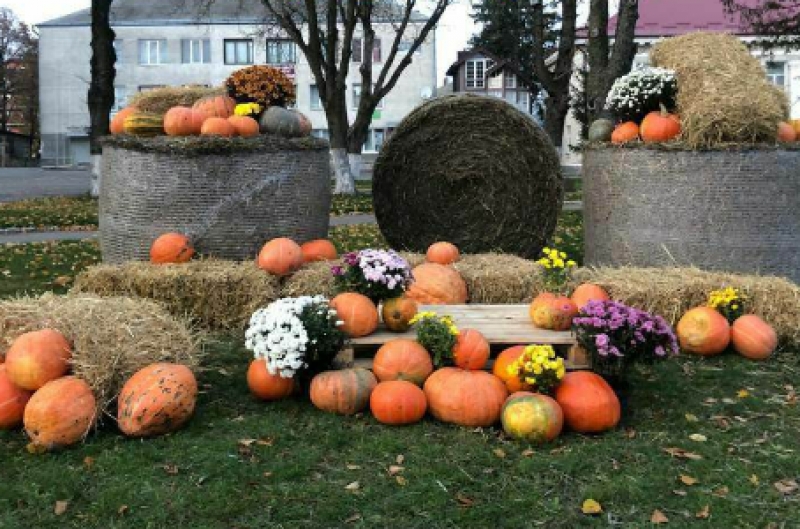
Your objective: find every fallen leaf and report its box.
[344,513,361,524]
[396,454,405,465]
[346,464,361,470]
[704,397,718,404]
[345,481,360,491]
[163,464,179,475]
[750,474,760,486]
[680,475,699,486]
[521,449,535,457]
[722,398,736,404]
[395,476,407,486]
[685,413,699,422]
[689,434,708,442]
[217,368,232,376]
[696,505,710,519]
[238,439,257,447]
[118,505,129,516]
[83,456,95,469]
[493,448,506,459]
[455,493,475,507]
[712,486,729,497]
[388,465,404,476]
[774,479,799,495]
[651,509,669,524]
[663,447,703,460]
[581,499,603,515]
[263,471,273,478]
[672,490,687,497]
[257,437,274,446]
[54,501,69,516]
[737,389,750,399]
[625,427,637,439]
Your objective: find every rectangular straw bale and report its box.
[129,85,225,114]
[455,253,544,303]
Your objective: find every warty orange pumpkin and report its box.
[381,296,418,332]
[150,232,195,264]
[164,106,207,136]
[501,391,563,443]
[676,306,730,356]
[423,367,507,427]
[405,263,468,305]
[571,283,611,310]
[452,328,490,370]
[193,94,236,119]
[529,293,578,331]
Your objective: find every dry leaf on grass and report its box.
[651,509,669,524]
[696,505,711,519]
[663,447,703,460]
[455,493,475,507]
[346,464,361,470]
[685,413,699,422]
[395,476,407,486]
[689,434,708,442]
[774,479,799,495]
[396,454,405,465]
[750,474,760,486]
[345,481,360,491]
[54,501,69,516]
[680,475,699,486]
[388,465,404,476]
[493,448,506,459]
[713,486,730,497]
[581,499,603,515]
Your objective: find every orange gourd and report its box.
[0,365,32,429]
[300,239,338,262]
[731,315,777,360]
[117,363,198,438]
[501,391,563,443]
[310,368,377,415]
[640,108,681,143]
[370,380,427,425]
[24,377,96,449]
[571,283,611,310]
[381,296,418,332]
[493,345,531,393]
[150,232,195,264]
[406,263,468,305]
[246,360,295,400]
[201,117,237,137]
[555,371,620,433]
[193,94,236,118]
[778,122,797,142]
[452,328,490,370]
[110,106,138,135]
[163,106,207,136]
[676,306,731,356]
[330,293,379,338]
[372,339,433,386]
[423,367,508,427]
[257,237,303,276]
[611,121,639,144]
[529,293,578,331]
[228,115,260,137]
[426,242,460,265]
[4,329,72,391]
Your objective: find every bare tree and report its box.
[0,8,34,133]
[88,0,115,194]
[722,0,800,50]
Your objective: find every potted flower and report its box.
[530,247,579,331]
[225,65,296,110]
[707,287,746,324]
[332,249,413,305]
[505,344,566,396]
[409,311,459,367]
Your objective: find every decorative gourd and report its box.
[117,363,198,438]
[493,346,531,393]
[193,94,236,119]
[370,380,427,425]
[529,293,578,331]
[4,329,72,391]
[0,365,32,429]
[588,118,615,142]
[310,368,377,415]
[640,108,681,143]
[123,113,165,137]
[777,122,797,142]
[426,242,460,265]
[555,371,620,433]
[24,377,96,449]
[405,263,468,305]
[381,296,418,332]
[330,293,379,338]
[372,339,433,386]
[300,239,338,262]
[257,237,303,276]
[611,121,639,144]
[228,115,260,137]
[150,232,194,264]
[452,328,490,370]
[201,117,237,137]
[423,367,508,427]
[571,283,610,310]
[501,391,563,443]
[247,360,295,400]
[258,106,312,138]
[163,106,207,136]
[110,106,138,135]
[731,315,777,360]
[676,307,730,356]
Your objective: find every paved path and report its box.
[0,168,91,202]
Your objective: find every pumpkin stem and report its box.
[659,103,669,117]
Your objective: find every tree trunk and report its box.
[88,0,115,192]
[327,101,356,195]
[543,92,570,149]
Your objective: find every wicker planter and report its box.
[99,136,331,263]
[583,146,800,283]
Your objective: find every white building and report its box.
[37,0,438,166]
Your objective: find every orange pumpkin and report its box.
[110,106,138,135]
[372,339,433,386]
[452,328,490,370]
[406,263,468,305]
[370,380,427,425]
[426,242,460,265]
[193,94,236,118]
[571,283,610,310]
[201,117,237,137]
[228,115,260,137]
[501,391,563,443]
[0,365,32,429]
[777,122,797,142]
[423,367,508,427]
[731,315,777,360]
[493,345,531,393]
[381,296,418,332]
[529,293,578,331]
[300,239,338,262]
[24,377,96,449]
[257,237,303,276]
[117,363,198,438]
[163,106,207,136]
[247,359,295,400]
[5,329,72,391]
[330,293,379,338]
[676,307,731,356]
[150,232,195,264]
[611,121,639,144]
[640,108,681,143]
[791,118,800,137]
[310,368,377,415]
[555,371,620,433]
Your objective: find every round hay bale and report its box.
[372,94,563,259]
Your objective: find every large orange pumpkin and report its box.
[193,94,236,118]
[330,293,379,338]
[381,296,418,332]
[571,283,611,310]
[406,263,468,305]
[611,121,639,144]
[423,367,508,427]
[777,122,797,142]
[163,106,207,136]
[501,391,563,443]
[452,328,490,370]
[117,363,198,438]
[150,232,195,264]
[257,237,303,276]
[426,242,460,265]
[228,115,260,137]
[201,117,237,137]
[0,365,32,429]
[372,339,433,386]
[370,380,427,425]
[555,371,620,433]
[493,345,531,393]
[676,307,731,356]
[247,359,295,400]
[24,377,96,449]
[310,368,377,415]
[110,106,138,135]
[529,293,578,331]
[640,109,681,143]
[5,329,72,391]
[731,315,777,360]
[300,239,338,262]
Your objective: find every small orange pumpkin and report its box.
[731,315,777,360]
[330,293,379,338]
[4,329,72,391]
[110,106,138,135]
[247,360,295,400]
[150,232,195,264]
[370,380,427,425]
[372,339,433,386]
[452,328,490,370]
[426,242,460,265]
[163,106,207,136]
[193,94,236,119]
[201,117,237,137]
[24,376,96,449]
[555,371,620,433]
[640,108,681,143]
[406,263,468,305]
[777,122,797,142]
[257,237,303,276]
[676,307,730,356]
[0,365,32,429]
[529,293,578,331]
[493,345,531,393]
[501,391,563,443]
[300,239,338,262]
[424,368,508,427]
[228,115,260,137]
[310,368,377,415]
[381,296,418,332]
[571,283,610,310]
[611,121,639,144]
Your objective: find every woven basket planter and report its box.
[583,146,800,283]
[99,136,331,263]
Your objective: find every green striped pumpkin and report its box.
[310,368,377,415]
[123,112,165,137]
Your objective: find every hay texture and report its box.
[0,294,199,417]
[651,33,788,148]
[73,260,281,331]
[129,85,225,114]
[373,94,563,259]
[455,254,544,303]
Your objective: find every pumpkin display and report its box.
[405,263,468,305]
[0,365,32,429]
[150,232,194,264]
[258,106,313,138]
[257,237,304,276]
[676,307,731,356]
[123,113,165,137]
[117,363,198,438]
[310,368,377,415]
[640,108,682,143]
[330,293,379,338]
[228,115,260,137]
[300,239,338,262]
[423,367,508,427]
[24,377,96,449]
[110,106,138,135]
[529,293,578,331]
[493,345,531,393]
[370,380,427,425]
[791,118,800,137]
[501,392,563,443]
[201,117,237,137]
[452,328,490,370]
[163,106,207,136]
[381,296,418,332]
[571,283,611,310]
[778,122,797,142]
[611,121,639,144]
[4,329,72,391]
[555,371,620,433]
[730,315,777,360]
[193,94,236,119]
[426,242,460,265]
[588,118,615,142]
[247,360,295,400]
[372,339,433,386]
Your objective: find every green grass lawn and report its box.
[0,197,99,230]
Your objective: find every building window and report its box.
[352,38,363,63]
[517,91,530,112]
[266,39,296,64]
[112,86,128,112]
[181,39,211,64]
[138,39,167,65]
[113,40,123,63]
[373,129,385,151]
[352,84,383,110]
[766,62,786,88]
[397,40,421,55]
[371,38,382,63]
[310,84,322,110]
[312,129,329,140]
[224,39,253,65]
[504,71,517,89]
[466,59,489,89]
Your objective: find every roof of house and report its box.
[445,48,503,76]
